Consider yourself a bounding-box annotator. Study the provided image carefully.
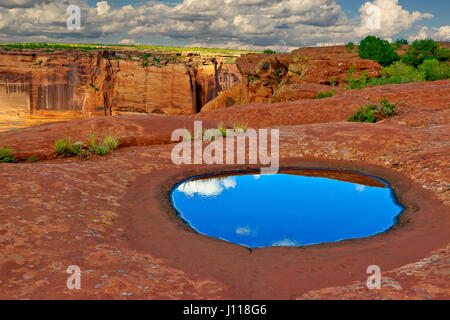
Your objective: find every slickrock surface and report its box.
[195,80,450,129]
[0,115,220,160]
[0,80,449,300]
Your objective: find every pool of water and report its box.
[170,169,405,248]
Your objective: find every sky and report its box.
[0,0,448,51]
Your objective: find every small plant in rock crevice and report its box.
[54,128,120,160]
[0,147,17,163]
[348,99,398,123]
[315,88,336,99]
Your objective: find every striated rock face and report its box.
[202,45,382,111]
[0,49,241,131]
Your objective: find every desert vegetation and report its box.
[348,99,398,123]
[315,88,336,99]
[0,147,17,163]
[346,38,449,90]
[55,128,120,160]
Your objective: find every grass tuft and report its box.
[0,147,17,163]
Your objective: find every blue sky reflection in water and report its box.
[171,171,404,248]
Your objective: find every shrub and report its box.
[347,62,426,88]
[359,36,400,66]
[348,104,378,123]
[379,98,398,117]
[263,49,276,54]
[345,42,355,53]
[348,99,398,123]
[379,61,426,83]
[346,66,369,89]
[418,59,450,81]
[0,147,17,163]
[94,145,111,155]
[316,88,336,99]
[401,39,450,67]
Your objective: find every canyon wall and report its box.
[0,49,241,131]
[202,45,382,111]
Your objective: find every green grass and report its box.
[55,128,120,159]
[103,132,120,151]
[55,135,79,156]
[0,147,17,163]
[315,88,336,99]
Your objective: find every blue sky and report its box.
[1,0,448,50]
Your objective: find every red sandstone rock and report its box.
[196,80,450,129]
[202,45,381,111]
[0,49,242,130]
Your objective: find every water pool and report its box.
[170,169,404,248]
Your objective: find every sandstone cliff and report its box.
[0,49,241,131]
[202,45,382,111]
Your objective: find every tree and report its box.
[401,39,450,67]
[359,36,399,66]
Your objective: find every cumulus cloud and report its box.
[235,226,252,236]
[177,177,236,197]
[408,25,450,42]
[355,0,433,39]
[272,238,299,246]
[0,0,446,50]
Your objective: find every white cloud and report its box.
[96,1,110,16]
[177,176,236,197]
[355,184,365,192]
[408,25,450,42]
[236,226,252,235]
[272,238,299,246]
[355,0,433,39]
[0,0,446,49]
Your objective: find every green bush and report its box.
[348,99,398,123]
[0,147,17,163]
[347,61,426,89]
[94,145,111,155]
[346,66,369,89]
[380,61,426,83]
[418,59,450,81]
[359,36,400,66]
[263,49,276,54]
[401,39,450,67]
[379,98,398,117]
[348,104,378,123]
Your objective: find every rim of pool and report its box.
[169,168,406,249]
